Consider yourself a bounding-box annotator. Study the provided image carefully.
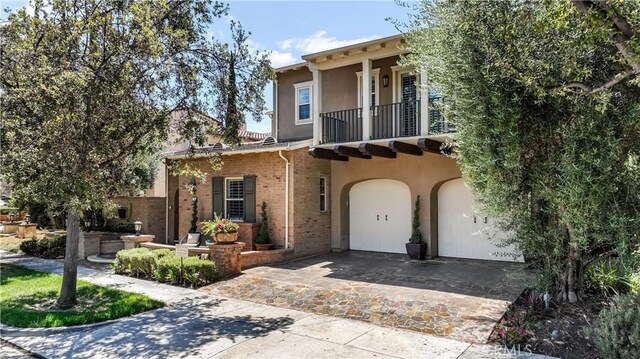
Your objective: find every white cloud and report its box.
[269,50,298,68]
[278,31,379,54]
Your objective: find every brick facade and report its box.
[167,147,331,259]
[109,197,166,242]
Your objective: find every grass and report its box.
[0,263,164,328]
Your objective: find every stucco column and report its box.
[362,58,372,141]
[312,66,322,145]
[420,68,429,136]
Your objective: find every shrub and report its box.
[19,236,65,258]
[154,255,217,287]
[255,201,270,244]
[591,292,640,359]
[114,248,217,287]
[113,248,156,277]
[587,260,635,295]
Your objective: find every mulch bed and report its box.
[489,289,609,359]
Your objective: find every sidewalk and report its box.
[0,252,554,359]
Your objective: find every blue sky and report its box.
[3,0,412,133]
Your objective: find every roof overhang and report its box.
[165,139,312,160]
[274,62,309,73]
[309,135,454,161]
[302,34,407,70]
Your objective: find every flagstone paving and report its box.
[204,251,531,343]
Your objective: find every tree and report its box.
[0,0,271,308]
[404,0,640,302]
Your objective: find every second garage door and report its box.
[438,178,523,262]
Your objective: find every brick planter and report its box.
[210,242,244,278]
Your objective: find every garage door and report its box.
[350,179,411,253]
[438,178,523,262]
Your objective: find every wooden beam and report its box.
[309,148,348,161]
[358,143,396,159]
[334,145,371,159]
[388,141,423,156]
[417,138,444,154]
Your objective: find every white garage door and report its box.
[350,179,411,253]
[438,178,523,262]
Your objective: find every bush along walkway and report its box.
[0,251,205,305]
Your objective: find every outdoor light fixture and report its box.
[9,213,15,222]
[84,219,91,230]
[134,220,142,236]
[382,74,390,88]
[25,214,30,224]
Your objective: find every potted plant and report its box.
[255,201,273,250]
[186,178,202,246]
[200,213,240,244]
[406,195,426,260]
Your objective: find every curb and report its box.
[0,318,119,337]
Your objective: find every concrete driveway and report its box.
[205,251,531,343]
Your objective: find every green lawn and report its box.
[0,264,164,328]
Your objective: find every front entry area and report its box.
[438,178,523,262]
[349,179,411,253]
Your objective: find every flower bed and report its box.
[113,248,217,288]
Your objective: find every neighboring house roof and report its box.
[238,130,271,141]
[165,139,312,159]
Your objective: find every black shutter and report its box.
[212,176,224,218]
[243,175,256,223]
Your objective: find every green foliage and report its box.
[114,248,217,288]
[255,201,270,245]
[409,195,422,244]
[590,292,640,359]
[587,260,637,295]
[190,188,199,233]
[200,213,240,235]
[404,0,640,301]
[0,264,163,328]
[19,236,65,258]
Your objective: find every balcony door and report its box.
[399,72,418,137]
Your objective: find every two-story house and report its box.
[164,34,522,263]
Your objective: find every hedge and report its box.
[113,248,217,287]
[591,292,640,359]
[19,236,66,258]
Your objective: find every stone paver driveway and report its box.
[204,251,531,343]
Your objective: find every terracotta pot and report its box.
[215,232,238,243]
[255,243,274,251]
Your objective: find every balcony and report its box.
[319,98,453,144]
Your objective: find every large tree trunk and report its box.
[55,212,80,309]
[561,223,581,303]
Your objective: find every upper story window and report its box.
[357,68,380,108]
[294,81,313,125]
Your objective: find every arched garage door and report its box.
[438,178,523,262]
[350,179,411,253]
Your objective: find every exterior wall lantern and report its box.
[382,74,390,88]
[25,214,30,224]
[134,220,143,236]
[84,219,91,230]
[9,213,15,222]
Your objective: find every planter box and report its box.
[17,224,37,239]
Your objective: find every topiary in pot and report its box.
[255,201,273,250]
[405,195,426,260]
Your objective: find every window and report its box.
[294,81,313,124]
[320,176,327,212]
[225,178,244,221]
[356,68,380,108]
